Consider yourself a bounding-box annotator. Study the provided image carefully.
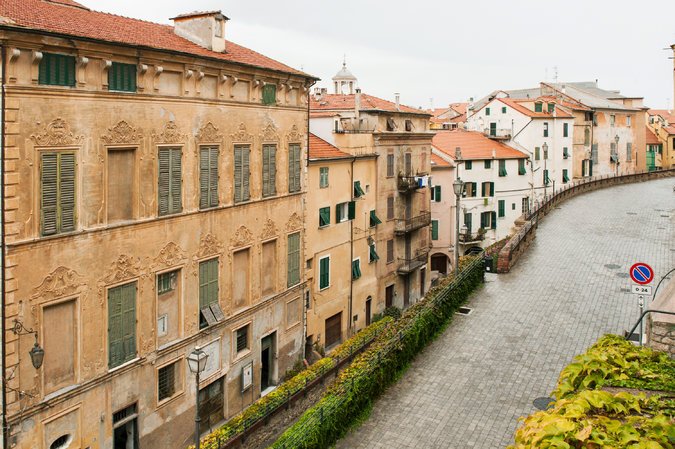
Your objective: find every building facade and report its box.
[310,67,433,311]
[0,1,315,448]
[305,134,379,352]
[646,110,675,170]
[431,130,530,256]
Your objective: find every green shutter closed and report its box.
[287,233,300,287]
[348,201,356,220]
[431,220,439,240]
[319,257,330,289]
[109,62,137,92]
[352,260,361,280]
[498,200,505,218]
[108,282,136,369]
[262,84,277,105]
[499,160,507,177]
[39,53,76,86]
[158,148,182,215]
[41,152,76,235]
[199,259,219,310]
[234,145,250,202]
[563,123,568,137]
[289,144,301,193]
[262,144,276,197]
[434,185,441,202]
[200,147,219,208]
[491,212,497,230]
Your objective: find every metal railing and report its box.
[394,212,431,235]
[458,231,485,243]
[397,175,423,193]
[483,128,511,139]
[397,249,430,274]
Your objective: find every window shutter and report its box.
[348,201,356,220]
[199,147,210,209]
[369,244,379,262]
[490,182,495,197]
[491,212,497,229]
[170,149,182,213]
[431,220,439,240]
[481,182,486,197]
[435,185,441,202]
[262,145,270,197]
[287,233,300,287]
[234,146,242,203]
[209,147,219,207]
[320,258,329,289]
[582,161,587,177]
[158,149,170,215]
[108,286,123,368]
[464,213,472,233]
[289,144,301,193]
[242,147,250,201]
[589,161,593,177]
[59,153,76,232]
[498,200,505,218]
[121,283,137,365]
[41,153,59,235]
[480,212,488,229]
[369,210,382,227]
[335,204,340,224]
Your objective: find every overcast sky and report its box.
[84,0,675,110]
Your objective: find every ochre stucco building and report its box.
[0,1,316,447]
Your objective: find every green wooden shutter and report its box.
[319,257,330,289]
[431,220,439,240]
[465,161,472,170]
[434,185,441,202]
[563,123,569,137]
[354,181,365,198]
[108,282,136,369]
[582,161,587,177]
[262,144,276,197]
[535,102,542,112]
[59,153,76,232]
[199,147,210,209]
[485,107,490,116]
[242,146,250,201]
[535,147,540,160]
[319,207,330,227]
[287,232,300,287]
[109,63,137,92]
[499,160,507,177]
[41,153,59,235]
[158,149,170,215]
[472,183,477,197]
[481,182,486,197]
[518,159,526,175]
[209,147,218,207]
[262,84,277,105]
[170,148,182,213]
[289,144,301,193]
[464,213,472,233]
[348,201,356,220]
[369,244,379,262]
[39,53,76,86]
[234,146,242,203]
[369,210,382,227]
[199,259,219,309]
[352,260,361,280]
[335,204,341,224]
[480,212,488,229]
[490,182,495,197]
[491,212,497,229]
[498,200,505,217]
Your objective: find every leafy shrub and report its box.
[382,306,402,320]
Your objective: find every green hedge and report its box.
[509,335,675,449]
[271,256,485,449]
[190,317,393,449]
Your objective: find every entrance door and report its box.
[385,285,394,308]
[199,377,225,434]
[489,122,497,136]
[261,332,276,391]
[646,150,656,171]
[420,268,426,298]
[325,312,342,349]
[403,276,410,307]
[365,297,372,326]
[113,404,138,449]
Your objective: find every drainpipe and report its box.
[303,78,316,359]
[1,43,8,449]
[348,156,355,336]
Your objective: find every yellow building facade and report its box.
[0,2,315,448]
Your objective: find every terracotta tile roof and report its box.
[449,102,468,115]
[649,109,675,134]
[309,133,351,160]
[497,98,574,119]
[432,129,528,161]
[309,111,340,118]
[645,127,661,145]
[311,93,429,116]
[0,0,313,78]
[431,152,454,168]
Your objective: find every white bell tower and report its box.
[332,57,358,95]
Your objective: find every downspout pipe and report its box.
[1,43,8,449]
[348,156,355,336]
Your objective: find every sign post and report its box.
[629,262,654,346]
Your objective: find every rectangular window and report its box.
[502,106,507,114]
[434,185,441,202]
[353,181,365,198]
[386,196,394,220]
[465,161,472,170]
[157,271,178,295]
[107,149,135,223]
[234,145,250,203]
[369,243,379,263]
[543,123,549,137]
[591,144,598,164]
[319,206,331,227]
[319,167,329,188]
[480,211,491,229]
[544,147,549,160]
[610,114,615,126]
[563,147,570,159]
[369,210,382,227]
[235,325,249,353]
[562,169,569,183]
[386,239,394,263]
[405,120,413,132]
[518,159,526,175]
[563,123,569,137]
[626,142,632,162]
[43,299,77,394]
[158,147,182,216]
[386,154,394,177]
[593,114,598,126]
[287,232,300,287]
[288,144,301,193]
[498,159,507,177]
[626,115,631,126]
[262,144,277,198]
[484,160,492,169]
[463,182,477,198]
[262,84,276,105]
[158,361,181,402]
[534,102,543,112]
[108,282,137,369]
[199,146,219,209]
[464,212,472,234]
[543,169,550,186]
[498,200,505,218]
[38,53,76,86]
[108,62,137,92]
[431,220,439,240]
[548,103,555,113]
[481,182,494,197]
[41,152,76,236]
[535,147,540,161]
[319,256,330,290]
[199,259,219,329]
[485,107,491,116]
[352,259,361,280]
[336,201,355,223]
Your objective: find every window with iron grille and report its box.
[236,325,249,353]
[158,361,179,402]
[113,403,138,424]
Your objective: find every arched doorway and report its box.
[430,253,449,274]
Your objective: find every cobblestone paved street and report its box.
[337,178,675,449]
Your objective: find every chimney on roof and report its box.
[395,93,400,111]
[171,11,228,52]
[355,88,361,119]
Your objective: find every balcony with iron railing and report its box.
[483,128,511,140]
[396,248,430,275]
[394,211,431,235]
[458,230,485,244]
[397,173,428,193]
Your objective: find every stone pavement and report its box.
[337,178,674,449]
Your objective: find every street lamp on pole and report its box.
[187,346,209,449]
[452,177,464,276]
[614,134,620,175]
[542,142,549,198]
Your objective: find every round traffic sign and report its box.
[629,263,654,285]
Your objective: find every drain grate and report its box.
[456,307,473,316]
[604,263,621,270]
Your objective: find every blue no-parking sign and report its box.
[629,263,654,285]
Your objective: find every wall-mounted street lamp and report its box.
[187,346,209,449]
[11,319,44,370]
[452,177,465,276]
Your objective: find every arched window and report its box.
[50,434,72,449]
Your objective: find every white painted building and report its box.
[431,130,530,256]
[467,94,575,203]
